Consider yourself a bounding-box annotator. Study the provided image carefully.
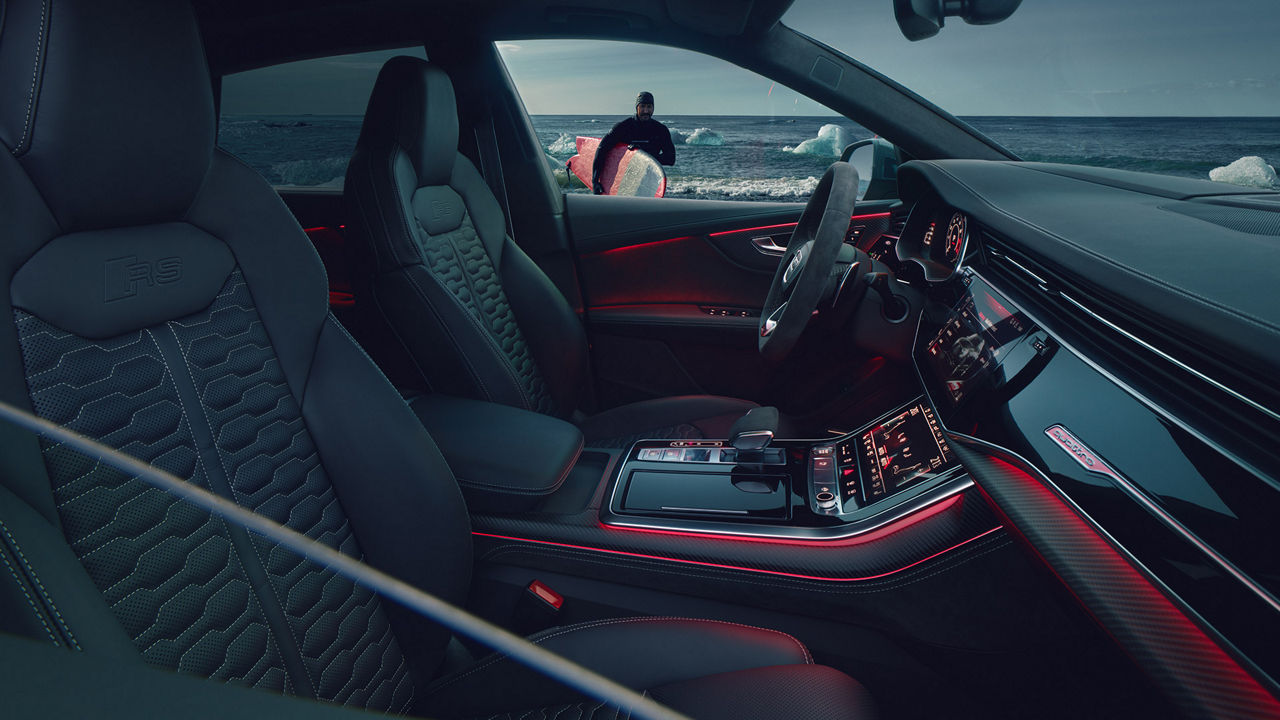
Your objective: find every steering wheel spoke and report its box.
[760,300,788,338]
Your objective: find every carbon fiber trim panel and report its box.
[951,438,1280,718]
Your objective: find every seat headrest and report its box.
[358,57,459,186]
[0,0,214,231]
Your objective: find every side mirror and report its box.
[841,138,899,201]
[894,0,1024,41]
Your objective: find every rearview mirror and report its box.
[894,0,1023,41]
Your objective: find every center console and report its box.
[601,397,967,539]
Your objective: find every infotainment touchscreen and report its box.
[924,276,1030,403]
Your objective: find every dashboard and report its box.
[889,159,1280,712]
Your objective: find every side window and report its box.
[217,48,426,188]
[497,40,874,202]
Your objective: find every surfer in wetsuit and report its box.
[592,91,675,194]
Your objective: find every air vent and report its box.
[982,233,1052,292]
[980,231,1280,429]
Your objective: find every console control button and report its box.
[662,448,684,461]
[638,448,663,461]
[814,491,837,510]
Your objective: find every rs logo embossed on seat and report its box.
[104,256,183,302]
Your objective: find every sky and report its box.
[221,0,1280,117]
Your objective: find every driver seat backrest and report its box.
[345,57,588,419]
[345,57,759,447]
[0,0,471,708]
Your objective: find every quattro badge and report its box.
[1045,425,1123,483]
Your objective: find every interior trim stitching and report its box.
[448,190,548,411]
[0,519,79,649]
[161,319,327,696]
[429,616,811,694]
[0,531,60,646]
[412,211,534,411]
[142,324,308,695]
[13,0,47,156]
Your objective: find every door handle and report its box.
[751,236,787,256]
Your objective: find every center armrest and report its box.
[409,394,584,513]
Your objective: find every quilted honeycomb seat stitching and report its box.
[411,195,553,415]
[12,269,414,712]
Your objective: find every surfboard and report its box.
[566,136,667,198]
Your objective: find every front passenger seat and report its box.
[345,58,757,448]
[0,1,877,718]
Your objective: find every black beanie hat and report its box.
[636,91,655,105]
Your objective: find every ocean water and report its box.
[218,114,1280,203]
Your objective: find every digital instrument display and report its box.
[924,277,1029,403]
[945,212,967,264]
[856,403,954,504]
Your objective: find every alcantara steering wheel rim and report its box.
[757,162,859,365]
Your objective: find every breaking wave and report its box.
[547,132,577,156]
[270,157,347,188]
[665,175,820,201]
[783,123,851,157]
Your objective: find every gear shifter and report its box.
[728,406,778,450]
[725,407,781,464]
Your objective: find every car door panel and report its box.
[567,194,901,405]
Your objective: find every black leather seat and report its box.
[0,1,875,718]
[344,57,757,448]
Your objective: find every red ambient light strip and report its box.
[706,212,892,239]
[472,526,1003,583]
[584,235,698,258]
[604,491,963,547]
[981,454,1280,716]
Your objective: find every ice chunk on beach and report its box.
[547,133,577,156]
[784,124,850,157]
[684,128,725,146]
[1209,156,1278,189]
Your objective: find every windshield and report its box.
[784,0,1280,189]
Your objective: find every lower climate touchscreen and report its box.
[836,401,957,506]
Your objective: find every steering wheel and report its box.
[758,162,859,365]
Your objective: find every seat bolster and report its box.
[501,239,590,420]
[450,155,509,260]
[421,616,811,718]
[0,486,139,660]
[301,316,474,681]
[185,151,330,400]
